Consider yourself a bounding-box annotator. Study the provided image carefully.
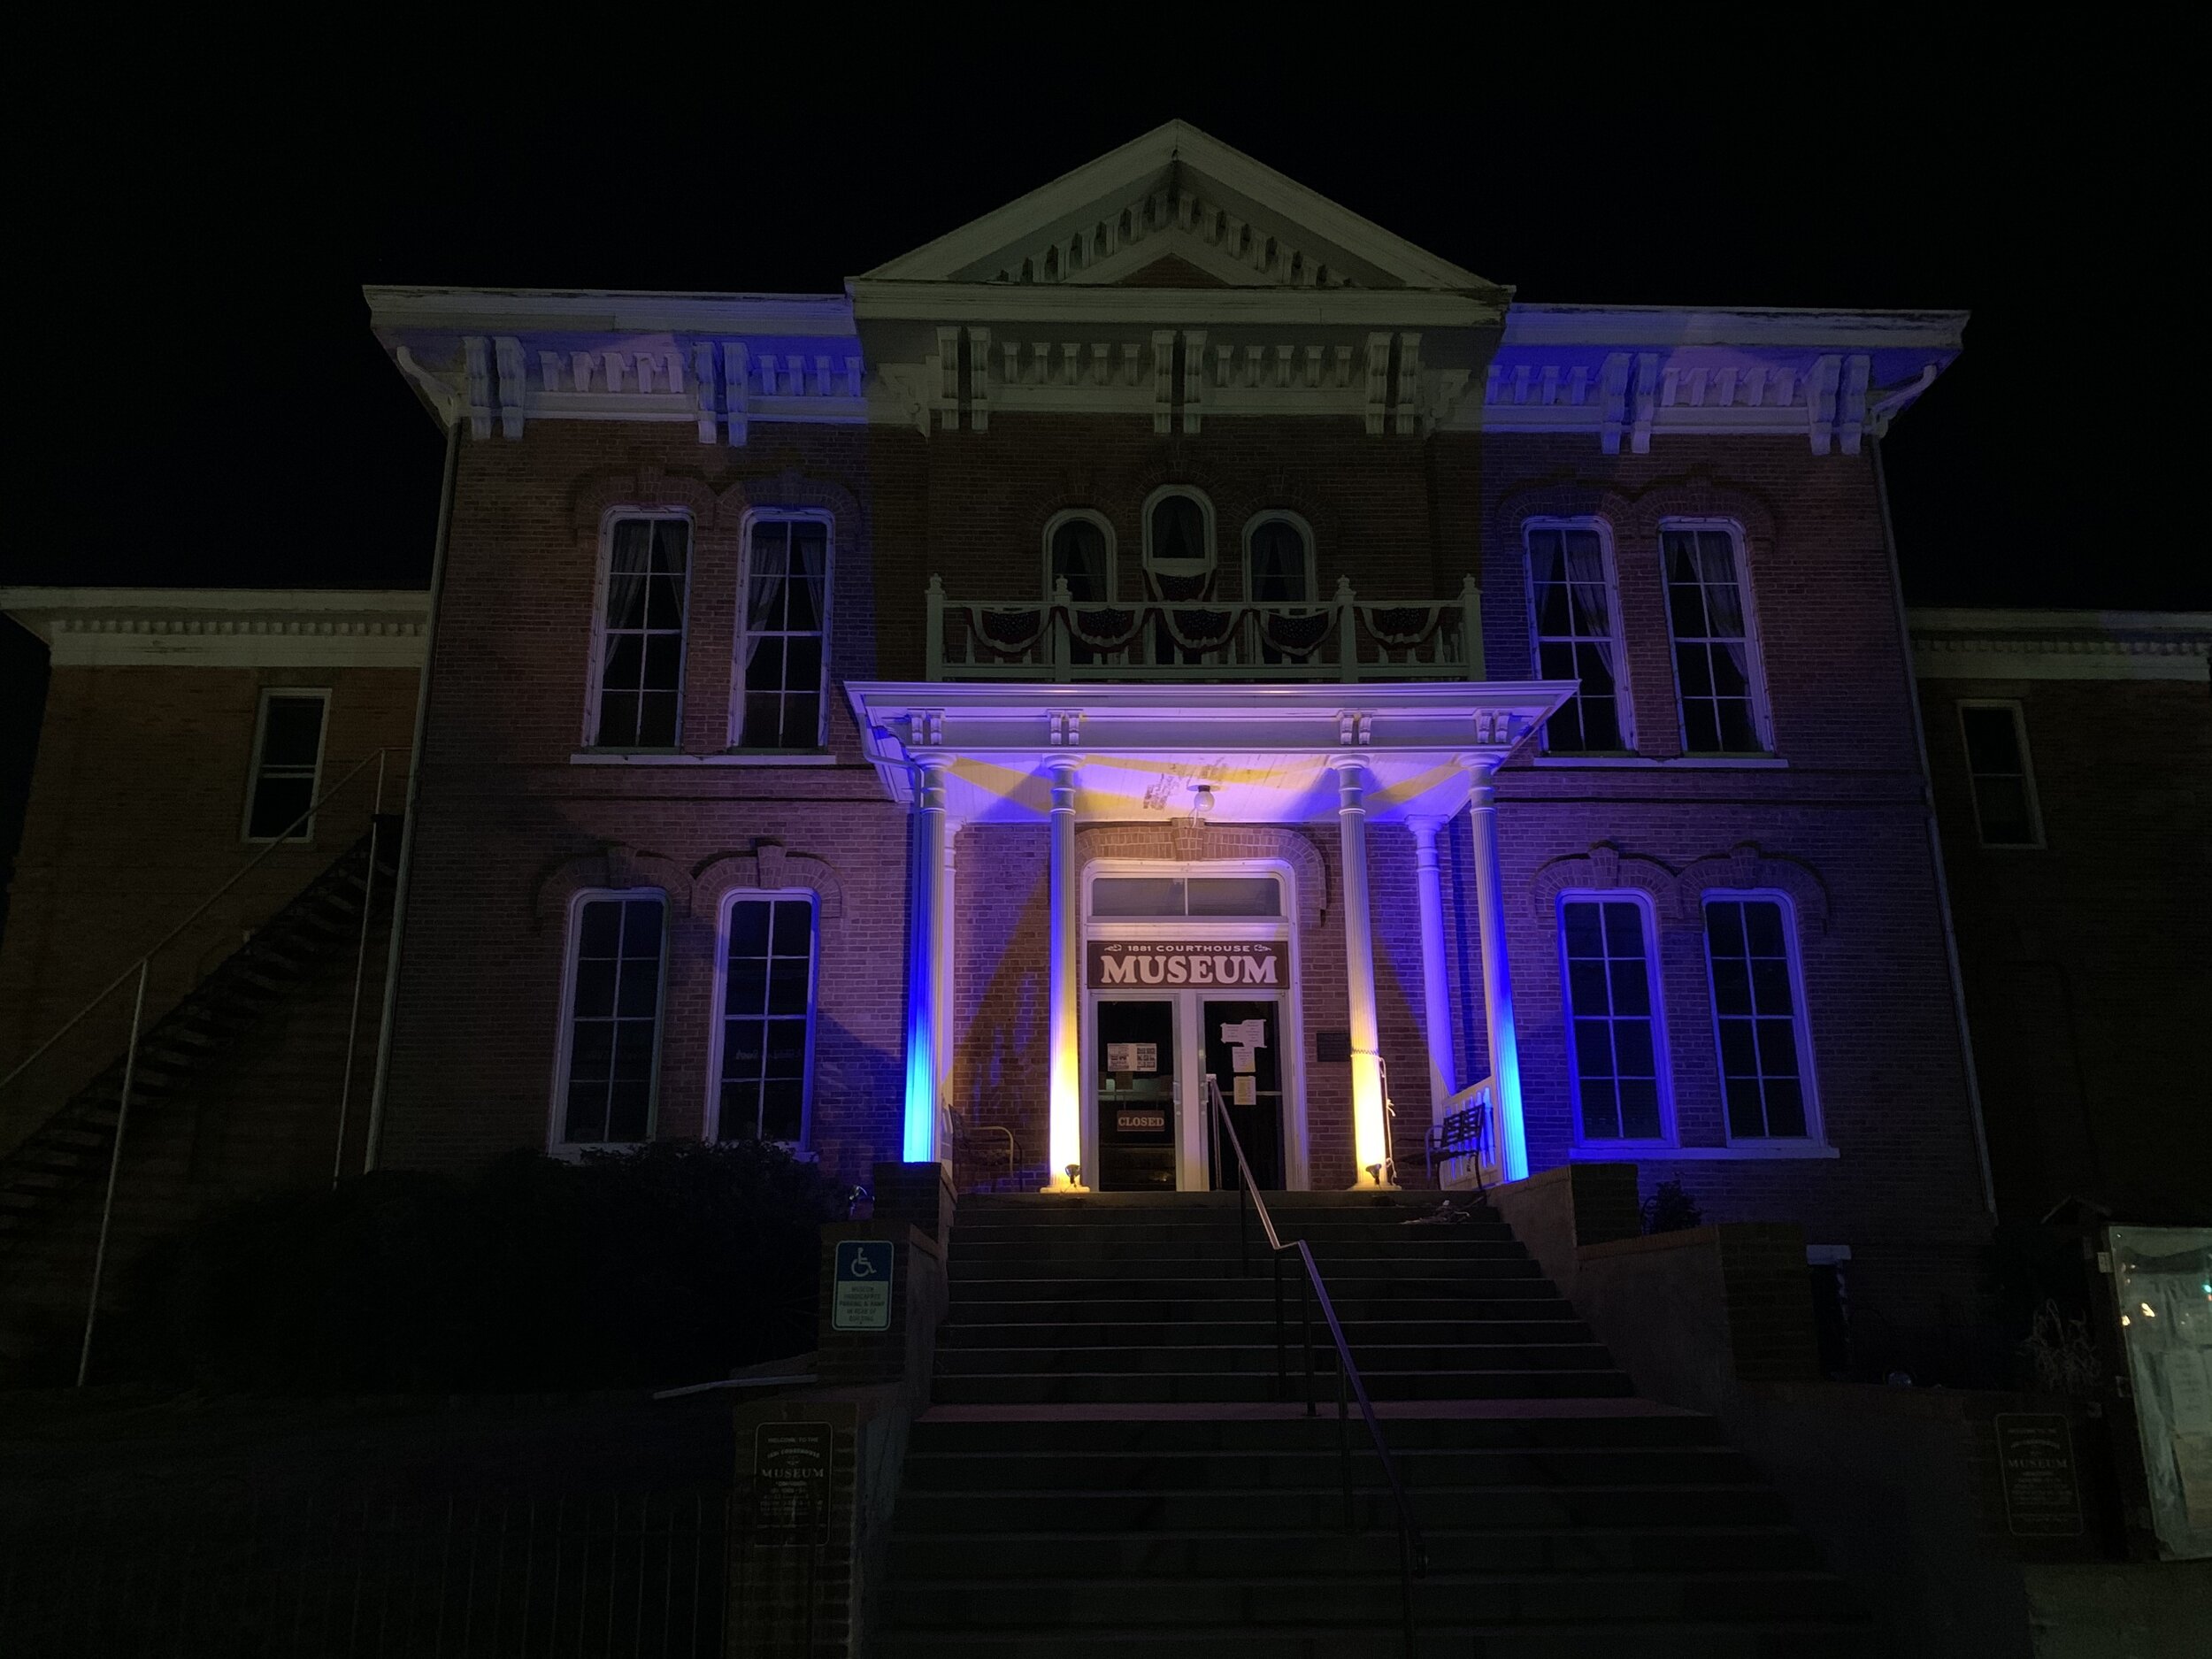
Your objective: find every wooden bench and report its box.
[1425,1078,1502,1192]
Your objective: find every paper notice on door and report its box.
[1233,1075,1257,1106]
[1106,1043,1156,1072]
[2162,1348,2212,1435]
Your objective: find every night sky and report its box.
[0,41,2197,924]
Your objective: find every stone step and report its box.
[885,1567,1862,1631]
[944,1294,1581,1325]
[879,1617,1869,1658]
[900,1445,1757,1492]
[953,1220,1516,1245]
[951,1256,1544,1283]
[889,1523,1823,1578]
[931,1369,1633,1406]
[907,1414,1723,1455]
[931,1341,1618,1378]
[955,1238,1528,1263]
[938,1318,1596,1349]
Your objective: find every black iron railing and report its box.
[1202,1076,1427,1655]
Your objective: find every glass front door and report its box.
[1202,998,1285,1190]
[1089,993,1287,1191]
[1094,999,1178,1191]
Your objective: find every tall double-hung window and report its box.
[1558,895,1668,1141]
[243,689,329,841]
[1526,523,1629,752]
[591,516,691,749]
[736,516,832,749]
[557,892,667,1146]
[715,894,818,1144]
[1957,702,2044,848]
[1663,524,1768,754]
[1701,895,1817,1141]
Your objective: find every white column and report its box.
[935,825,957,1118]
[1409,816,1455,1131]
[1043,757,1087,1191]
[900,759,950,1163]
[1333,759,1393,1187]
[1464,758,1529,1181]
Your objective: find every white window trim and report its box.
[729,506,835,752]
[1659,518,1775,756]
[704,887,821,1148]
[1555,888,1677,1148]
[241,686,331,844]
[1241,510,1317,603]
[1699,887,1828,1149]
[1141,485,1217,579]
[1042,508,1119,601]
[1956,698,2047,849]
[549,887,669,1155]
[581,509,695,754]
[1524,517,1636,755]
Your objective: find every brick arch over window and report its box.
[1528,841,1680,926]
[570,465,720,534]
[1075,824,1327,931]
[713,469,865,535]
[1678,843,1832,935]
[689,842,847,927]
[1497,466,1783,551]
[530,843,693,929]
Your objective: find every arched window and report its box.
[1045,511,1116,602]
[1243,512,1314,603]
[1142,487,1215,587]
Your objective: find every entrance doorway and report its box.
[1090,994,1286,1191]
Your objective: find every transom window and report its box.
[737,516,832,749]
[1047,511,1116,603]
[1560,897,1666,1141]
[1090,873,1282,918]
[716,894,818,1144]
[559,893,665,1146]
[1526,523,1629,753]
[1701,895,1815,1141]
[592,516,691,749]
[243,689,328,841]
[1958,702,2043,848]
[1663,525,1767,754]
[1245,514,1313,603]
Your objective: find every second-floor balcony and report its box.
[926,575,1484,682]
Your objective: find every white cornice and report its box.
[1908,608,2212,682]
[2,588,429,668]
[365,287,858,335]
[844,679,1568,826]
[1504,304,1968,349]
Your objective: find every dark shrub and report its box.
[124,1141,841,1394]
[1640,1178,1703,1235]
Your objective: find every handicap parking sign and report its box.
[832,1239,894,1332]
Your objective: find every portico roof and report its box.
[845,680,1571,826]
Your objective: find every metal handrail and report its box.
[1202,1075,1426,1656]
[0,746,407,1098]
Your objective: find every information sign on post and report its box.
[832,1239,894,1333]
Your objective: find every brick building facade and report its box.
[355,125,1988,1343]
[0,124,2008,1369]
[1910,609,2212,1226]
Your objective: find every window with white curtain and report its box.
[1047,512,1115,602]
[1663,524,1768,754]
[1525,523,1629,753]
[1701,894,1817,1141]
[715,893,818,1144]
[1560,895,1669,1141]
[557,892,666,1146]
[1245,514,1313,603]
[590,516,690,749]
[736,516,831,749]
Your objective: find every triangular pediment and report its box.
[862,120,1500,295]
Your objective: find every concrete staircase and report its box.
[879,1190,1868,1657]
